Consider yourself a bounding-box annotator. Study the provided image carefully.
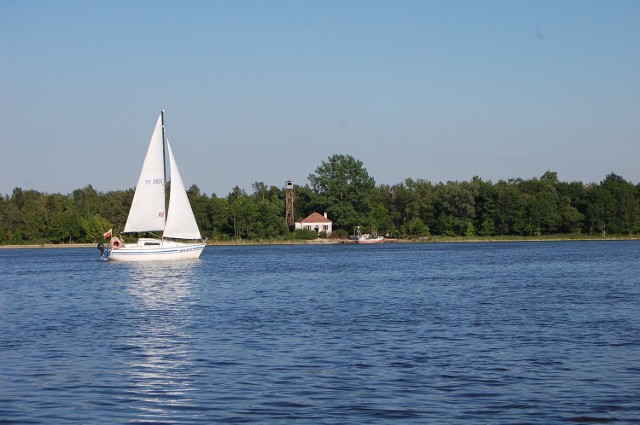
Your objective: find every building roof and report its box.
[299,212,332,223]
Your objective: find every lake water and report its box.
[1,241,639,424]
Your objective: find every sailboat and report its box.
[105,111,205,261]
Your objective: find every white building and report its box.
[295,212,333,236]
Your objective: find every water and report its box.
[1,241,639,424]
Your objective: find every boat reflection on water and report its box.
[121,261,201,419]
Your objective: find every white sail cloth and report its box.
[163,141,202,240]
[122,113,201,240]
[123,115,166,233]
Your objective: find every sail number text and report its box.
[145,179,164,185]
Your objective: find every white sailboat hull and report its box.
[103,112,206,262]
[109,239,205,262]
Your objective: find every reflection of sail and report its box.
[122,262,199,418]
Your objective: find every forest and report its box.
[1,154,639,244]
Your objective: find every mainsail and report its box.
[123,115,166,233]
[163,141,202,240]
[105,111,205,261]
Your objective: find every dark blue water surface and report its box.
[1,241,639,424]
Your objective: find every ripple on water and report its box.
[1,242,639,423]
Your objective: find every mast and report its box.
[161,109,169,236]
[161,110,167,184]
[123,112,167,234]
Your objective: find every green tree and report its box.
[472,176,497,236]
[405,216,430,238]
[599,173,640,235]
[11,189,48,243]
[255,199,289,239]
[520,172,561,235]
[308,154,375,230]
[494,180,526,235]
[369,205,394,236]
[294,185,326,223]
[72,185,100,216]
[557,195,584,234]
[187,184,212,237]
[250,182,289,238]
[79,214,111,242]
[411,179,436,230]
[471,176,496,236]
[586,186,615,235]
[46,193,78,243]
[558,181,588,234]
[385,182,413,237]
[228,190,258,239]
[325,202,361,231]
[209,195,231,240]
[99,189,133,235]
[434,214,457,237]
[251,181,269,201]
[371,184,400,236]
[434,181,477,236]
[48,210,78,243]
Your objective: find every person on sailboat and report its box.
[97,228,114,259]
[97,242,111,259]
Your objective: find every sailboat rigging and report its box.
[101,111,205,261]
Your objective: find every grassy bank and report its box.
[418,234,640,243]
[3,234,638,249]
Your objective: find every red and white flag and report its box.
[103,229,112,238]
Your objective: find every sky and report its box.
[1,0,639,197]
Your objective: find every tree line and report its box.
[1,154,639,244]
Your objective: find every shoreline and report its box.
[1,235,638,249]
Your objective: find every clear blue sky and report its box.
[1,0,639,197]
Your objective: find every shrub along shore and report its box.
[2,233,638,249]
[2,155,639,245]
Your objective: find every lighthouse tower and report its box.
[284,180,295,228]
